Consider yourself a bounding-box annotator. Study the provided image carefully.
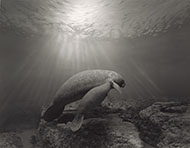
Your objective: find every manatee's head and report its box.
[106,71,125,94]
[108,71,126,88]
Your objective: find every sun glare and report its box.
[51,1,111,70]
[62,1,101,37]
[69,6,94,26]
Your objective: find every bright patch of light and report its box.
[62,1,101,37]
[69,5,95,27]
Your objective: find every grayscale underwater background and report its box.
[0,0,190,133]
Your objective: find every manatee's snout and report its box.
[111,79,125,94]
[108,72,126,94]
[116,78,125,88]
[109,72,125,87]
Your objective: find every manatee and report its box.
[42,69,125,122]
[67,80,121,132]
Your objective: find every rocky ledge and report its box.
[135,102,190,148]
[0,101,189,148]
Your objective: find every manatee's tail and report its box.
[67,114,84,132]
[56,110,77,123]
[42,104,64,122]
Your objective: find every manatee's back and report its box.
[54,69,112,104]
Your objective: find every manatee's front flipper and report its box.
[67,113,84,132]
[42,104,64,122]
[111,81,122,94]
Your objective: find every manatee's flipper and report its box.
[67,114,84,132]
[42,104,64,122]
[111,80,122,94]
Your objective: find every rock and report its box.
[38,109,145,148]
[136,102,190,148]
[0,132,23,148]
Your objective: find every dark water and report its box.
[0,0,190,131]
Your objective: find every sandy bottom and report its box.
[17,129,38,148]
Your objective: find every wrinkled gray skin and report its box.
[43,69,125,122]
